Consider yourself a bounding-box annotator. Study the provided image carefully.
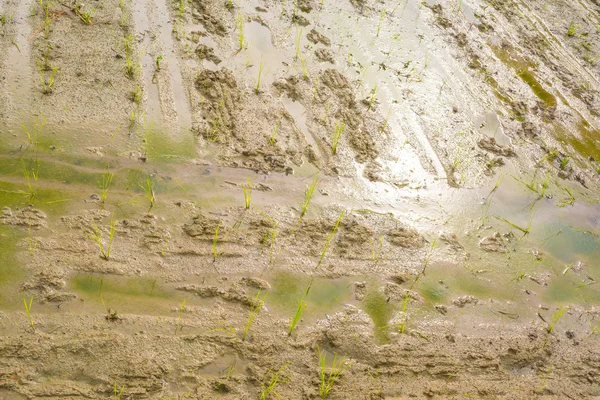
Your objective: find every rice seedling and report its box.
[331,120,345,155]
[177,0,186,17]
[37,61,58,94]
[294,28,302,61]
[559,156,570,170]
[318,347,349,398]
[212,222,221,261]
[371,235,383,263]
[260,363,289,400]
[23,297,34,329]
[99,170,114,206]
[88,217,117,261]
[130,83,142,105]
[155,55,163,71]
[399,239,437,333]
[243,177,252,209]
[376,9,386,37]
[317,211,344,267]
[242,290,266,341]
[75,4,95,25]
[301,55,309,79]
[323,102,331,125]
[380,107,392,133]
[222,359,236,378]
[225,0,234,10]
[114,384,124,399]
[567,21,579,37]
[175,299,186,333]
[140,178,155,212]
[558,186,576,207]
[301,175,319,218]
[493,215,531,236]
[367,85,378,110]
[288,292,308,336]
[255,55,264,93]
[236,13,245,50]
[269,121,281,144]
[27,224,37,255]
[543,307,566,348]
[481,173,502,226]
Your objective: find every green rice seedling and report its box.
[323,102,331,125]
[75,4,95,24]
[37,61,58,94]
[130,83,142,105]
[114,384,124,399]
[318,347,349,398]
[212,222,221,261]
[332,120,345,155]
[225,0,234,10]
[399,239,437,332]
[242,290,266,341]
[558,186,576,207]
[175,299,186,333]
[236,13,245,50]
[222,359,236,378]
[371,235,383,263]
[301,55,309,79]
[99,170,114,206]
[367,85,378,110]
[380,107,392,133]
[260,363,289,400]
[493,215,530,236]
[397,291,410,333]
[243,177,252,209]
[177,0,186,17]
[376,9,386,37]
[155,55,163,71]
[543,307,566,347]
[88,217,117,260]
[288,294,308,336]
[317,211,344,267]
[301,175,319,218]
[270,121,281,144]
[27,224,37,255]
[255,55,264,93]
[294,28,302,60]
[567,21,579,37]
[140,178,155,212]
[23,297,34,329]
[559,156,570,170]
[481,174,502,226]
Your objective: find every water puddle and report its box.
[281,97,321,156]
[267,271,354,316]
[475,112,511,146]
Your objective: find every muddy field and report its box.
[1,0,600,398]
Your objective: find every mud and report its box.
[1,0,600,398]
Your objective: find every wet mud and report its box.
[1,0,600,398]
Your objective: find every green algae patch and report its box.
[269,271,352,313]
[0,225,26,307]
[363,287,395,343]
[70,274,185,316]
[491,45,557,108]
[0,156,102,186]
[0,181,70,215]
[144,127,197,163]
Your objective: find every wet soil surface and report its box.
[1,0,600,398]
